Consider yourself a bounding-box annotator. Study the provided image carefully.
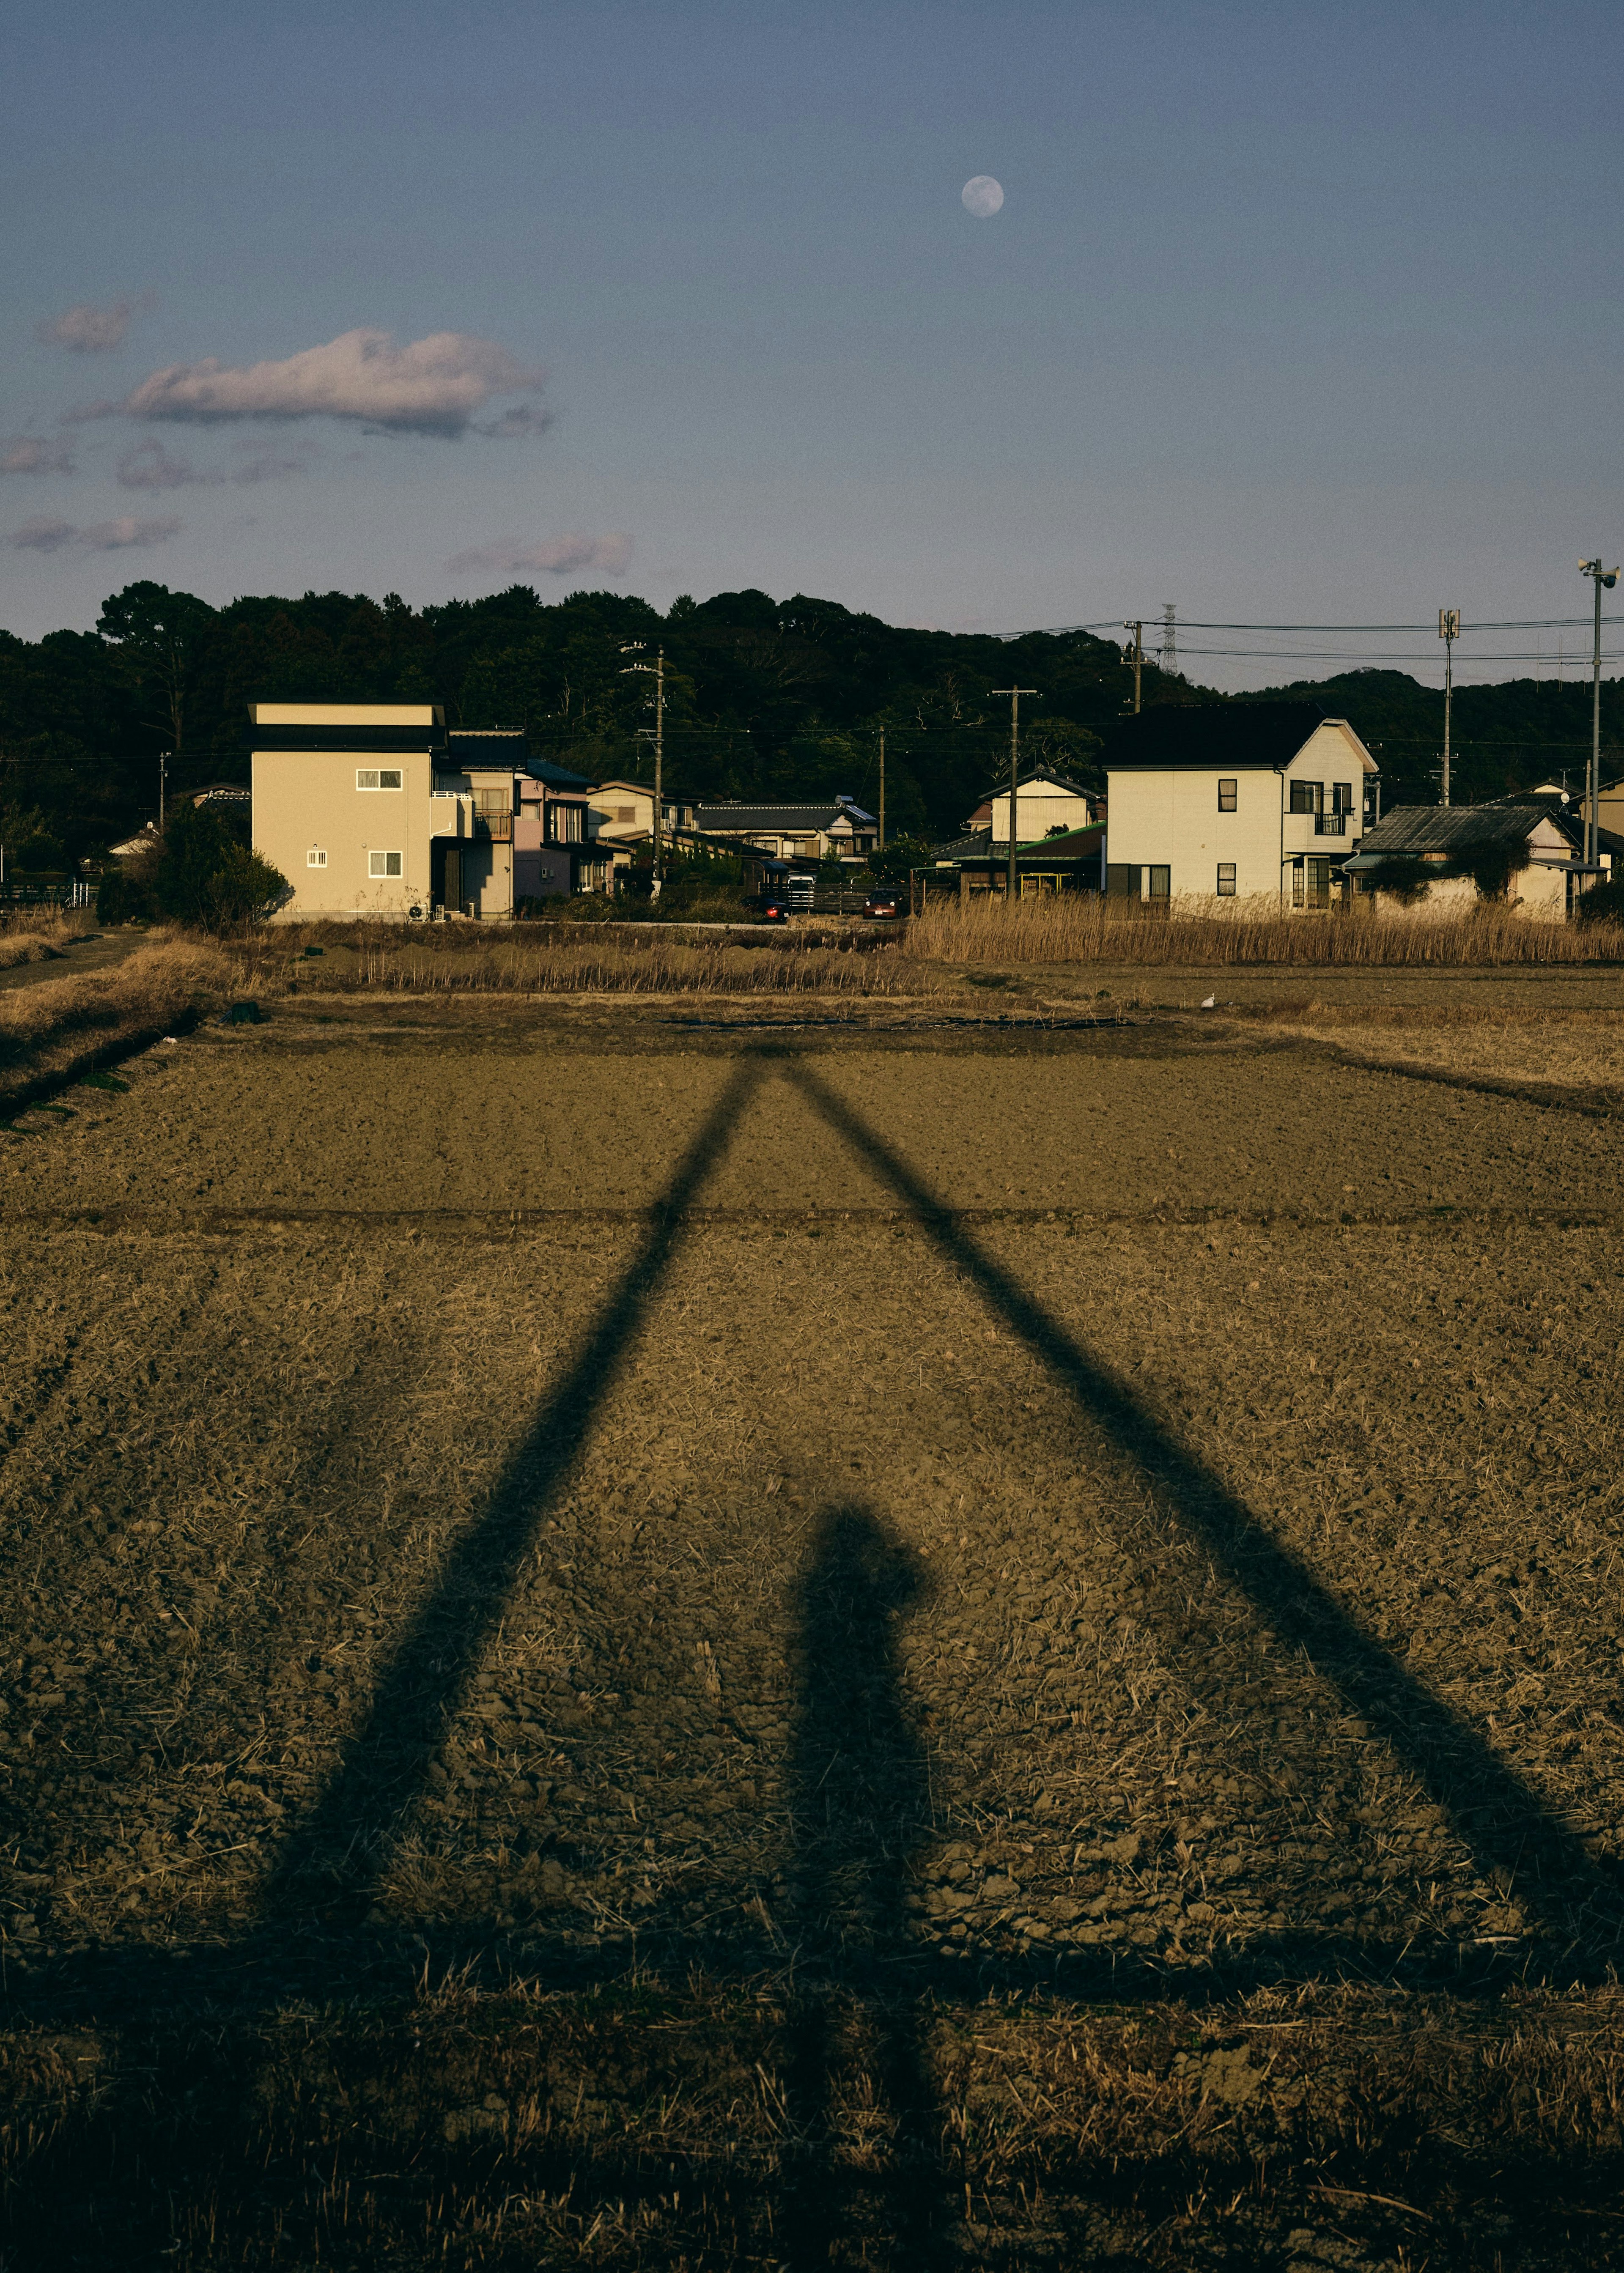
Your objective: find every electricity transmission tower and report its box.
[1160,603,1177,675]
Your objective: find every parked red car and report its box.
[863,884,905,920]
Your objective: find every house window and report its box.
[1218,778,1237,811]
[1105,864,1138,897]
[356,768,404,791]
[549,805,584,844]
[1332,782,1354,814]
[1216,863,1236,895]
[368,850,404,878]
[306,848,327,869]
[1289,780,1321,815]
[1290,860,1305,906]
[616,805,636,822]
[1147,865,1171,899]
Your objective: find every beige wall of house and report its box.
[252,720,440,922]
[990,783,1094,843]
[1106,721,1374,902]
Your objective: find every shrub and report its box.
[96,870,151,924]
[1573,874,1624,927]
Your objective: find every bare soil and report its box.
[3,984,1624,2266]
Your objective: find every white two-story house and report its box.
[1103,705,1378,907]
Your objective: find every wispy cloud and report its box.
[116,436,320,488]
[9,513,179,553]
[117,439,217,490]
[0,436,75,476]
[37,296,144,352]
[84,326,549,437]
[446,532,633,579]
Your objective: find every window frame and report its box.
[1289,779,1322,816]
[1217,777,1238,812]
[1216,862,1236,896]
[306,848,327,869]
[356,768,405,792]
[368,850,405,879]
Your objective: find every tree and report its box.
[97,581,215,756]
[151,800,288,930]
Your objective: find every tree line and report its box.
[2,579,1620,873]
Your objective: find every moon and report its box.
[962,175,1004,218]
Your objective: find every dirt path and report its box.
[0,930,142,995]
[3,995,1623,2265]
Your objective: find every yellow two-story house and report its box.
[1103,704,1379,908]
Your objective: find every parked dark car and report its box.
[863,884,905,920]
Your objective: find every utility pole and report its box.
[878,726,886,850]
[991,687,1038,900]
[1122,622,1143,713]
[159,750,169,828]
[1437,611,1459,806]
[1581,560,1619,872]
[619,645,667,898]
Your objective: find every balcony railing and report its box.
[474,812,513,841]
[1314,811,1349,836]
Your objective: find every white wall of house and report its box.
[1106,721,1374,902]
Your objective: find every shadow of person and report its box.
[780,1503,955,2269]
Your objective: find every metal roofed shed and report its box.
[1347,802,1616,918]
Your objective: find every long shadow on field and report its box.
[256,1054,771,1925]
[781,1059,1624,1966]
[779,1505,954,2269]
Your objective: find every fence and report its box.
[0,881,93,910]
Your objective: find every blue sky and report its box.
[3,0,1622,686]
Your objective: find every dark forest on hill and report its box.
[3,578,1622,872]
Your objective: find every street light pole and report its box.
[1580,559,1618,874]
[878,726,886,850]
[1437,610,1458,807]
[991,687,1038,901]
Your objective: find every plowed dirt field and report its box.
[3,985,1624,2268]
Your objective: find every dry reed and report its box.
[228,924,939,998]
[903,895,1624,967]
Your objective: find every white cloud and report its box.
[9,513,179,553]
[37,297,140,352]
[0,436,75,476]
[109,326,548,436]
[117,439,217,490]
[446,532,634,579]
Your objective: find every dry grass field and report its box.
[3,936,1624,2266]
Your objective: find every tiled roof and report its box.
[694,801,876,831]
[1358,803,1566,857]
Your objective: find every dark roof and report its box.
[694,801,876,831]
[529,762,596,791]
[931,830,993,861]
[975,766,1094,800]
[1103,703,1342,771]
[1358,803,1568,858]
